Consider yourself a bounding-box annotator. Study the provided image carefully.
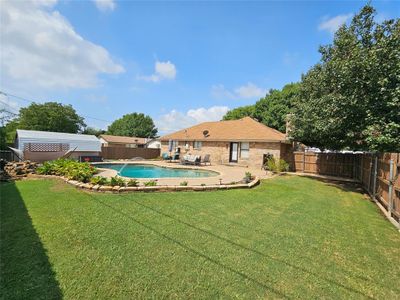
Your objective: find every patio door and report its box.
[229,142,238,162]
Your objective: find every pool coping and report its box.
[31,174,260,193]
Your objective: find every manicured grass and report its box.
[1,176,399,299]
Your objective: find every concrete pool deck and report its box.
[94,160,271,186]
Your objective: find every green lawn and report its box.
[1,176,399,299]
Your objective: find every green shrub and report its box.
[180,181,188,186]
[244,172,252,183]
[36,159,97,183]
[200,183,206,186]
[266,157,289,173]
[144,180,157,187]
[110,176,126,187]
[127,179,139,187]
[90,176,109,185]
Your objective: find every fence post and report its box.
[372,156,378,201]
[388,159,394,217]
[368,157,372,194]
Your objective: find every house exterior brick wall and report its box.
[161,140,292,168]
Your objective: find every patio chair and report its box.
[201,154,211,166]
[172,153,180,161]
[162,153,170,160]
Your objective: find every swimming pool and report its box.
[95,163,219,178]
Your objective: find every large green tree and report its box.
[82,127,105,137]
[18,102,85,133]
[254,83,300,133]
[290,5,400,151]
[223,105,255,121]
[107,113,158,138]
[222,83,300,133]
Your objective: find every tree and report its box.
[222,83,300,133]
[18,102,85,133]
[290,5,400,151]
[107,113,158,138]
[82,127,105,137]
[0,109,18,149]
[254,83,300,133]
[223,105,255,121]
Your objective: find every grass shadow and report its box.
[0,182,62,299]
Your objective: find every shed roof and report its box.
[160,117,286,142]
[99,135,146,145]
[17,129,99,142]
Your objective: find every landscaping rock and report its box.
[99,186,113,192]
[4,161,38,178]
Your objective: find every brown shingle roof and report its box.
[100,135,146,144]
[160,117,286,142]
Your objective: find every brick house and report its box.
[160,117,292,168]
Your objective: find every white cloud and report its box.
[211,82,266,100]
[318,14,352,34]
[138,61,177,83]
[156,106,229,134]
[93,0,116,12]
[234,83,266,98]
[0,0,124,90]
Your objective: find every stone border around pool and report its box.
[33,174,260,192]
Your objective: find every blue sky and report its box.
[1,0,399,135]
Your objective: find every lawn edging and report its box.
[29,174,260,193]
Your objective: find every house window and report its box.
[240,142,249,158]
[193,141,202,150]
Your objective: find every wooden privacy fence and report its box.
[101,146,160,160]
[291,152,400,228]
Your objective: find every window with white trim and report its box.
[240,142,249,158]
[193,141,202,150]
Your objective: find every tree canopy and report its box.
[223,105,255,121]
[222,83,300,133]
[18,102,85,133]
[107,113,158,138]
[82,127,105,137]
[254,83,300,133]
[290,5,400,151]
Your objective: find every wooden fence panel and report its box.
[101,147,160,160]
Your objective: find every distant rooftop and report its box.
[100,134,146,144]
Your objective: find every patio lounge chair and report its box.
[201,154,211,165]
[181,155,201,165]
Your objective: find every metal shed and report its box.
[15,129,102,162]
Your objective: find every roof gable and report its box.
[160,117,286,142]
[99,135,146,144]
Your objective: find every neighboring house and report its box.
[15,129,101,162]
[160,117,292,168]
[146,139,161,149]
[99,135,146,148]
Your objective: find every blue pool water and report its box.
[94,163,218,178]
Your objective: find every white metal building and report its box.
[15,129,101,162]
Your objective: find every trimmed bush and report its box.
[144,180,157,187]
[265,157,289,173]
[110,176,126,187]
[243,172,253,183]
[90,176,109,186]
[180,181,188,186]
[127,179,139,187]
